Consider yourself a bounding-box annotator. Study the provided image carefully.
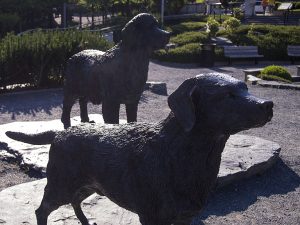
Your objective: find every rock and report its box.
[144,81,168,96]
[218,135,280,187]
[211,37,233,46]
[247,75,262,85]
[257,80,300,91]
[0,179,139,225]
[0,118,281,225]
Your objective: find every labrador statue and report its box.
[6,73,273,225]
[61,13,170,129]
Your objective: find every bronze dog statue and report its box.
[7,73,273,225]
[61,13,170,128]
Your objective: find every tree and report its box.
[0,0,70,35]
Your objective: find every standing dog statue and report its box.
[61,13,170,128]
[6,73,273,225]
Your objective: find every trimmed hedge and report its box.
[153,43,201,63]
[170,31,209,46]
[0,30,111,88]
[218,24,300,60]
[168,21,207,35]
[258,65,292,83]
[155,22,300,63]
[258,74,292,83]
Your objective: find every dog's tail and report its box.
[5,130,58,145]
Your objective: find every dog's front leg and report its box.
[79,97,90,123]
[125,102,138,122]
[102,101,120,124]
[61,96,75,129]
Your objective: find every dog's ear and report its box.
[168,78,197,132]
[121,23,135,45]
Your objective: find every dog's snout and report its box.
[260,100,273,111]
[154,28,171,48]
[260,100,273,121]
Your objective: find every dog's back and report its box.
[64,49,106,104]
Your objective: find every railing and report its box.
[18,16,121,36]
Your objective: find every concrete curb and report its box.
[256,80,300,90]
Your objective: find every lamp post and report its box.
[161,0,165,27]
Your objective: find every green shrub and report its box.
[168,22,207,34]
[153,43,201,63]
[258,65,292,82]
[0,30,111,88]
[233,8,244,20]
[206,18,220,37]
[222,17,241,33]
[258,74,292,83]
[170,31,209,46]
[247,23,255,36]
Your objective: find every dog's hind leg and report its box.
[173,212,196,225]
[35,186,66,225]
[71,189,96,225]
[125,102,138,122]
[72,202,95,225]
[79,97,90,123]
[61,96,75,129]
[139,216,171,225]
[173,220,193,225]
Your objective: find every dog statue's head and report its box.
[168,73,273,134]
[121,13,170,51]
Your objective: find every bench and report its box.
[277,3,293,24]
[223,46,264,65]
[287,45,300,64]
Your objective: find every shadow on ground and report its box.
[193,159,300,224]
[0,89,63,119]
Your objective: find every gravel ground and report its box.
[0,61,299,224]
